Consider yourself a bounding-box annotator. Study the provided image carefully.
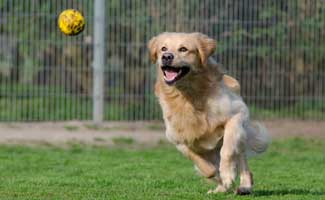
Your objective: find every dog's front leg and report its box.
[209,112,248,193]
[176,144,216,178]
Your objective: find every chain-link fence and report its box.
[0,0,324,121]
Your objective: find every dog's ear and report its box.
[148,36,158,63]
[193,33,216,66]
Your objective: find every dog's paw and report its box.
[207,189,216,194]
[235,187,252,195]
[194,163,216,178]
[207,185,228,194]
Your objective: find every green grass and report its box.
[64,125,80,131]
[0,138,324,200]
[249,100,325,120]
[0,83,162,121]
[84,124,101,130]
[112,137,135,145]
[1,96,324,121]
[1,83,324,121]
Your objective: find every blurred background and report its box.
[0,0,324,122]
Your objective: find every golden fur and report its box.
[148,32,269,195]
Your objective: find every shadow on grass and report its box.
[254,189,325,196]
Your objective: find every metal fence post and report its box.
[93,0,106,123]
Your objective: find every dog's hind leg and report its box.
[194,150,222,184]
[177,144,217,178]
[236,154,253,195]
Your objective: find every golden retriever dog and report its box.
[148,32,270,195]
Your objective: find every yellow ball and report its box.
[58,9,85,36]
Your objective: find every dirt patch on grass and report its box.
[0,121,164,147]
[0,120,323,146]
[263,120,325,138]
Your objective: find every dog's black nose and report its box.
[162,53,174,66]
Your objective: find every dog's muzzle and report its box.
[161,65,190,85]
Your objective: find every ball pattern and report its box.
[58,9,85,36]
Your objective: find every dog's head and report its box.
[148,32,216,85]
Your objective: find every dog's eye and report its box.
[179,47,188,52]
[161,47,167,51]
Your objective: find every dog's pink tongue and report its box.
[165,70,178,81]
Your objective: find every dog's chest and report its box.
[161,97,225,150]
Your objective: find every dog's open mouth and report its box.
[161,66,190,85]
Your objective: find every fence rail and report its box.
[0,0,324,121]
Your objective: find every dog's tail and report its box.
[246,121,271,155]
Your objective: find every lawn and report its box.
[0,138,324,200]
[0,83,324,121]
